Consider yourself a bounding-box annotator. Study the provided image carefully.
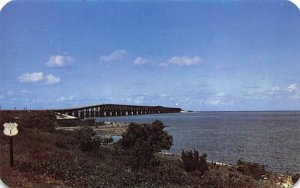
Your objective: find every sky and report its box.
[0,0,300,111]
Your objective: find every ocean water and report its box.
[95,111,300,174]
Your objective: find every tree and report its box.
[76,126,96,152]
[235,160,266,180]
[181,150,208,175]
[292,174,300,184]
[118,120,173,169]
[76,127,113,152]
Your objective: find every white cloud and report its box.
[45,55,73,67]
[18,72,44,83]
[287,84,297,93]
[267,86,281,96]
[56,96,66,102]
[45,74,60,84]
[56,95,75,102]
[99,50,127,62]
[133,57,150,65]
[125,96,145,104]
[18,72,60,85]
[167,56,203,67]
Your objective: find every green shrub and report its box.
[76,126,96,152]
[235,159,266,180]
[76,127,113,152]
[118,120,173,169]
[292,174,300,184]
[102,137,113,145]
[82,119,96,126]
[0,111,57,132]
[55,140,69,150]
[181,150,208,175]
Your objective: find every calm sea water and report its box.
[95,111,300,174]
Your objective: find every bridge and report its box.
[53,104,181,118]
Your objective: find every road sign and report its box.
[3,122,18,137]
[3,122,18,167]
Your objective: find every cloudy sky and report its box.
[0,0,300,111]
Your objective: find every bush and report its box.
[235,160,267,180]
[292,174,300,184]
[76,126,96,152]
[76,127,113,152]
[118,120,173,169]
[56,119,81,127]
[55,140,69,150]
[82,119,96,126]
[0,111,57,132]
[181,150,208,175]
[102,137,113,145]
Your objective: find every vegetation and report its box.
[118,120,173,169]
[0,111,289,187]
[76,126,96,152]
[0,110,57,132]
[75,126,113,152]
[235,159,267,180]
[181,150,208,175]
[292,174,300,184]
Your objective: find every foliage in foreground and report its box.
[75,126,113,152]
[181,149,209,175]
[118,120,173,169]
[0,110,56,132]
[292,174,300,184]
[235,159,267,180]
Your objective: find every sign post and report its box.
[3,122,18,167]
[10,137,13,167]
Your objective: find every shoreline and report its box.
[57,119,299,175]
[158,153,294,188]
[56,121,129,137]
[1,111,298,187]
[93,114,300,175]
[94,120,298,187]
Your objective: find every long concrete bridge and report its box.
[53,104,181,118]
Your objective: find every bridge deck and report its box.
[53,104,181,118]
